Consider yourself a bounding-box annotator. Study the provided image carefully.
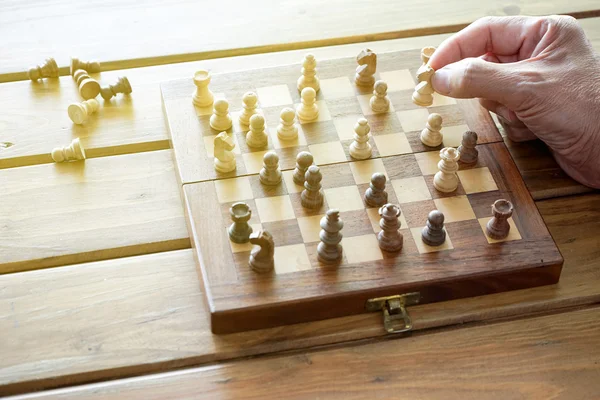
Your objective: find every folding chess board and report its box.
[161,49,563,334]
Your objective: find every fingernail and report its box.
[431,68,451,95]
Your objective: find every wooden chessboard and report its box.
[161,49,563,334]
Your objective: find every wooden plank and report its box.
[0,150,190,274]
[15,305,600,400]
[0,193,598,395]
[1,1,600,82]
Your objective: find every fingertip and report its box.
[431,68,451,95]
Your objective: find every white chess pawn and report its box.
[296,87,319,122]
[68,99,99,125]
[246,114,268,148]
[192,70,214,107]
[420,113,443,147]
[370,80,390,113]
[28,57,59,81]
[349,118,372,160]
[277,107,299,140]
[51,138,86,163]
[214,132,236,173]
[297,54,320,92]
[239,92,259,126]
[259,151,282,186]
[433,147,460,193]
[210,99,232,131]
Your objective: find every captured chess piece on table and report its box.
[420,113,443,147]
[51,138,86,163]
[297,53,320,92]
[100,76,132,100]
[192,70,214,108]
[68,99,99,125]
[70,57,101,75]
[486,199,513,240]
[210,99,233,131]
[74,69,101,100]
[249,230,275,273]
[354,49,377,88]
[213,132,236,173]
[317,209,344,264]
[28,57,59,81]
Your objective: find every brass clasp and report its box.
[365,292,420,333]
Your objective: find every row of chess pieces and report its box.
[27,57,133,163]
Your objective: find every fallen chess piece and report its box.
[100,76,132,101]
[70,57,101,75]
[28,57,59,81]
[74,69,101,100]
[51,138,86,163]
[68,99,99,125]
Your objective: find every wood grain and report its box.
[1,193,597,395]
[1,1,600,82]
[12,305,600,400]
[0,150,190,274]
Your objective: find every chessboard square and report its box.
[314,100,332,122]
[397,109,429,132]
[256,85,293,108]
[282,170,305,194]
[230,223,263,253]
[274,244,312,274]
[442,124,470,148]
[478,217,522,244]
[357,94,394,116]
[255,195,295,223]
[203,134,242,158]
[194,92,226,116]
[410,227,454,254]
[297,214,324,243]
[324,186,364,212]
[457,167,499,194]
[320,77,355,99]
[432,92,457,107]
[379,70,415,92]
[433,196,476,223]
[366,207,407,233]
[391,176,432,203]
[350,158,388,185]
[333,115,363,141]
[415,151,441,175]
[268,126,307,149]
[342,234,383,263]
[214,176,254,203]
[301,121,339,145]
[249,174,287,199]
[373,133,412,157]
[309,142,347,165]
[242,150,270,174]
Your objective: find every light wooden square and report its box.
[379,70,415,92]
[282,170,304,194]
[324,186,364,212]
[391,176,432,204]
[433,195,476,223]
[431,92,457,107]
[194,92,226,116]
[410,227,454,254]
[397,108,429,132]
[372,133,412,157]
[268,126,307,149]
[478,217,522,243]
[349,158,388,185]
[333,115,362,141]
[457,167,498,194]
[297,214,324,243]
[309,141,347,165]
[297,100,332,123]
[442,124,470,147]
[366,207,408,232]
[203,134,242,158]
[342,234,383,263]
[415,151,440,175]
[357,94,395,116]
[255,195,296,223]
[320,77,355,99]
[256,85,293,108]
[274,244,312,274]
[229,223,263,253]
[242,150,269,174]
[214,176,254,203]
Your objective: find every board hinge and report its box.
[365,292,420,333]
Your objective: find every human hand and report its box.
[428,15,600,189]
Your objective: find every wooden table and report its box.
[1,3,599,398]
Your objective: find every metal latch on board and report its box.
[365,292,420,333]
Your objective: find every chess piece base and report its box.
[412,91,433,107]
[421,227,446,246]
[354,74,375,87]
[420,128,443,147]
[249,256,274,273]
[317,242,343,264]
[301,189,324,209]
[378,231,403,252]
[349,143,372,160]
[228,222,252,244]
[364,189,388,207]
[259,170,282,186]
[369,97,389,113]
[214,158,236,173]
[486,218,510,240]
[193,93,214,108]
[433,171,458,193]
[210,115,232,131]
[296,105,319,122]
[277,126,298,141]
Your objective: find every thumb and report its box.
[431,58,524,110]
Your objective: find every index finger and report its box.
[429,16,548,70]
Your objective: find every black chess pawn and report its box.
[421,210,446,246]
[301,165,324,209]
[486,199,513,239]
[364,172,388,207]
[293,151,314,186]
[317,209,344,264]
[228,202,253,243]
[458,130,479,164]
[377,204,403,252]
